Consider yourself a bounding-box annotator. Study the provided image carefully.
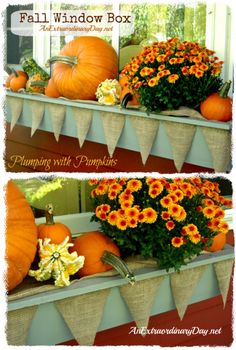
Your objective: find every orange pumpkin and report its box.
[200,81,232,122]
[208,232,227,252]
[5,181,38,292]
[5,68,28,88]
[70,231,135,284]
[45,78,60,98]
[37,204,72,244]
[70,231,120,277]
[119,75,139,107]
[8,69,28,92]
[49,36,118,100]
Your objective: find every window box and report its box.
[7,210,234,346]
[6,91,232,172]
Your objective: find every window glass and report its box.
[50,3,113,57]
[6,4,33,64]
[119,2,207,48]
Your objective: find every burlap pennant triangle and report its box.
[27,100,45,136]
[119,276,164,331]
[47,103,66,141]
[55,288,110,345]
[213,258,234,307]
[7,96,24,132]
[130,116,159,165]
[201,127,231,172]
[163,121,196,172]
[71,107,93,147]
[170,265,207,320]
[7,305,38,345]
[100,111,125,157]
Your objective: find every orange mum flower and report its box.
[88,179,99,186]
[148,77,159,87]
[128,217,138,228]
[214,207,225,219]
[143,207,158,224]
[101,204,111,213]
[168,203,182,218]
[138,211,146,223]
[168,74,179,83]
[125,207,139,219]
[160,196,173,208]
[171,236,184,248]
[119,192,134,204]
[189,232,201,244]
[116,217,128,230]
[218,221,229,234]
[166,220,175,231]
[127,179,142,192]
[108,190,119,200]
[161,211,171,221]
[107,211,118,226]
[174,208,187,222]
[202,206,216,219]
[95,183,108,195]
[120,199,133,210]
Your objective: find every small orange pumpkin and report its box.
[8,68,28,92]
[119,75,139,107]
[5,68,28,88]
[208,232,227,252]
[37,204,72,244]
[70,231,135,284]
[70,231,120,277]
[5,180,38,292]
[200,81,232,122]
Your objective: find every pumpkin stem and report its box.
[101,250,135,285]
[46,55,78,68]
[121,92,133,108]
[11,68,19,78]
[45,204,55,225]
[30,80,48,87]
[219,80,231,98]
[5,66,12,75]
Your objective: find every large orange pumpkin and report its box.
[49,36,118,100]
[5,181,38,292]
[37,204,72,244]
[200,81,232,122]
[70,231,135,284]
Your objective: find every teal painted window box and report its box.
[7,211,234,346]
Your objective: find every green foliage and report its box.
[88,177,230,271]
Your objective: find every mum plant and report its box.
[89,177,232,271]
[121,37,223,112]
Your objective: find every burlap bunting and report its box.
[170,265,207,320]
[7,96,24,131]
[55,288,110,345]
[27,100,45,136]
[160,106,204,119]
[201,127,231,172]
[47,103,66,141]
[164,121,196,172]
[213,258,234,307]
[71,107,93,147]
[119,276,164,331]
[7,305,38,345]
[130,116,160,164]
[100,111,125,157]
